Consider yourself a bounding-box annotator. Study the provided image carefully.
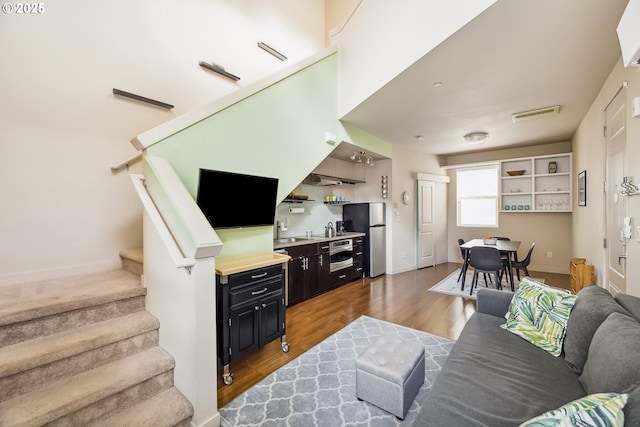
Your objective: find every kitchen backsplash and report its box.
[274,183,353,237]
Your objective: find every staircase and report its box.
[0,260,194,427]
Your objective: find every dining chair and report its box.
[511,242,536,281]
[467,247,504,295]
[457,239,469,284]
[494,237,512,286]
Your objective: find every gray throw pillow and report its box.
[579,313,640,394]
[563,285,630,374]
[614,294,640,322]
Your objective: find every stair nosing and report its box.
[0,270,145,327]
[96,387,193,427]
[0,347,174,427]
[0,311,160,379]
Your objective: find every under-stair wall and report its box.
[333,0,497,117]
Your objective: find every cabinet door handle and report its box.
[251,272,268,279]
[356,252,363,255]
[339,274,347,279]
[251,287,268,295]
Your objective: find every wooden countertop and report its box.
[215,252,291,276]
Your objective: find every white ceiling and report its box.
[336,0,629,159]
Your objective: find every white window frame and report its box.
[456,164,499,228]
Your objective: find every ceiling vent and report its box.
[511,105,560,123]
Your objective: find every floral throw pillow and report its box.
[519,392,628,427]
[501,277,577,356]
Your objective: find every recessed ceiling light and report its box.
[463,132,489,143]
[433,82,444,88]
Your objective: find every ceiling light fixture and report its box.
[433,82,444,88]
[463,132,489,143]
[365,156,374,166]
[415,135,425,141]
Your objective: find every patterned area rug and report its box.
[219,315,454,427]
[429,269,543,299]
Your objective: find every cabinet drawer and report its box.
[230,277,282,307]
[228,264,282,289]
[329,268,353,288]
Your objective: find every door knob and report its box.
[619,254,627,265]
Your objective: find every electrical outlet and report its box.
[547,252,553,259]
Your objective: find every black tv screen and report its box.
[196,169,279,229]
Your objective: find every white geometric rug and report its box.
[428,269,543,300]
[219,315,454,427]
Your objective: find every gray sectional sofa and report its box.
[416,285,640,426]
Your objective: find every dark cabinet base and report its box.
[217,263,289,385]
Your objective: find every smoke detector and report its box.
[512,105,560,123]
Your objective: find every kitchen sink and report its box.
[275,237,308,243]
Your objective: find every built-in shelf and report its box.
[282,197,314,203]
[324,201,351,205]
[500,153,572,212]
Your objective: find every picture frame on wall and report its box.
[578,170,587,206]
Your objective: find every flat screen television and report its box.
[196,168,279,229]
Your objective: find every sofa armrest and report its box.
[476,289,514,318]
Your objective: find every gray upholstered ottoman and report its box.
[355,334,425,419]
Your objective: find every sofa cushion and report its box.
[501,278,577,357]
[563,285,630,374]
[519,392,628,427]
[417,313,585,427]
[580,313,640,394]
[623,384,640,427]
[614,293,640,321]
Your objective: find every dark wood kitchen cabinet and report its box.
[352,237,364,281]
[286,244,320,305]
[216,253,290,386]
[318,242,331,293]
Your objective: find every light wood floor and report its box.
[216,262,570,407]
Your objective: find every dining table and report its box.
[460,239,521,292]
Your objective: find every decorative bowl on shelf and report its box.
[507,170,526,176]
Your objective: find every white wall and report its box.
[572,57,640,296]
[390,146,446,274]
[0,0,325,285]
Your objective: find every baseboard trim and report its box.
[0,260,122,287]
[192,412,220,427]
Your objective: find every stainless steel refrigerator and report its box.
[342,202,386,277]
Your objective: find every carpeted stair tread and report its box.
[96,387,193,427]
[0,346,174,427]
[0,270,144,326]
[119,248,143,264]
[0,311,159,379]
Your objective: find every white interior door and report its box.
[417,176,449,269]
[605,86,627,295]
[417,180,435,268]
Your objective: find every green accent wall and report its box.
[148,53,391,258]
